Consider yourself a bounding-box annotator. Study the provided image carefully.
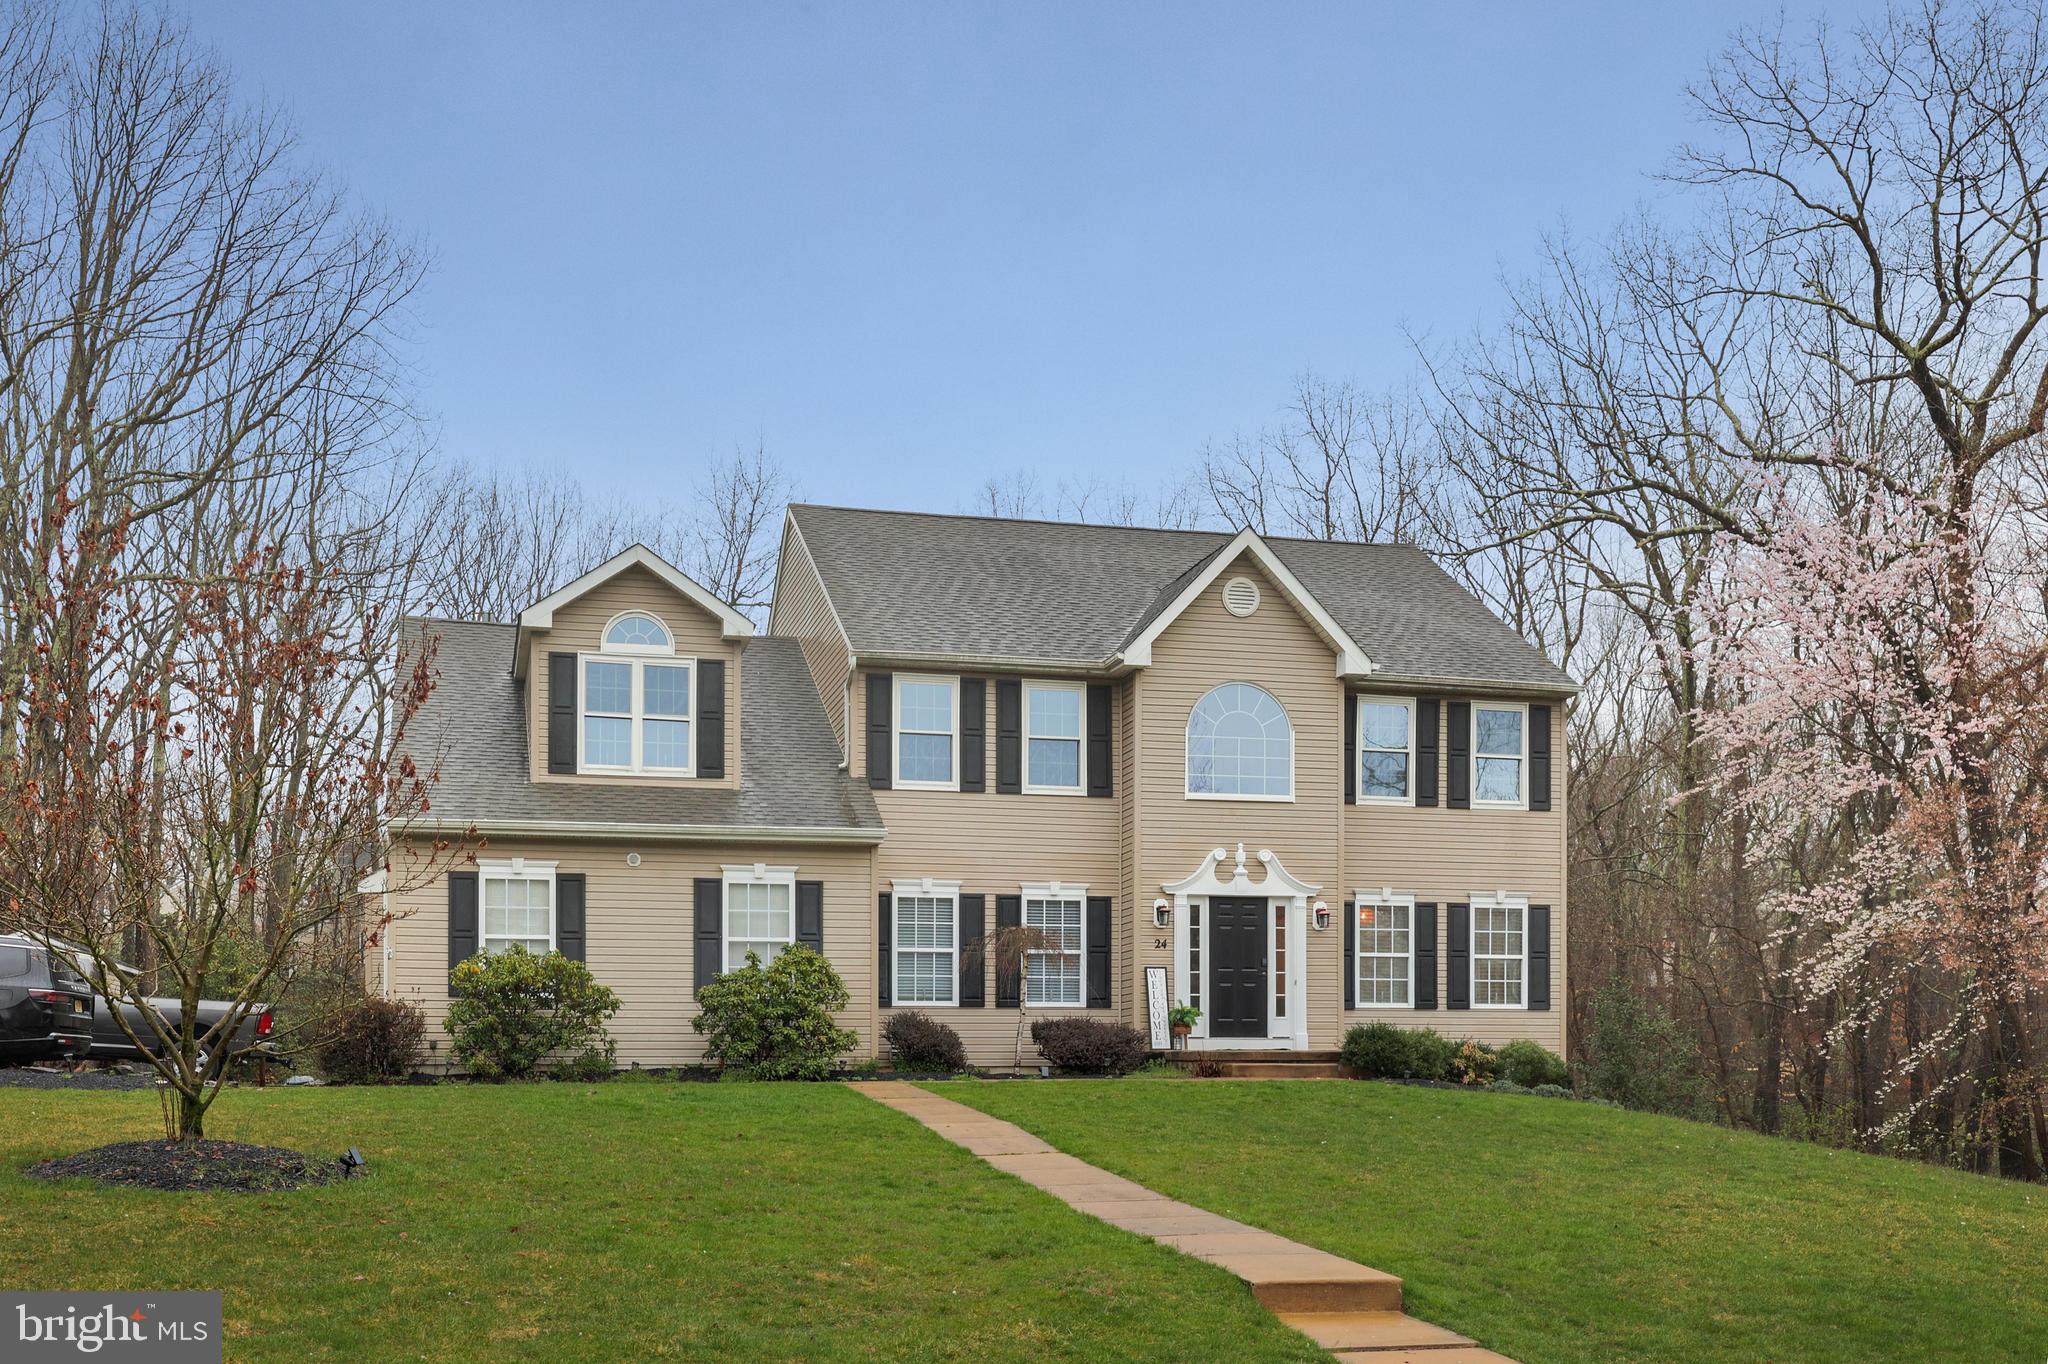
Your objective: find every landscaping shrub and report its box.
[1497,1039,1569,1089]
[1582,982,1708,1117]
[1340,1023,1456,1080]
[1489,1078,1532,1094]
[1029,1018,1149,1075]
[883,1011,967,1072]
[1449,1039,1499,1085]
[693,945,856,1080]
[314,997,425,1083]
[445,947,621,1080]
[1531,1083,1572,1099]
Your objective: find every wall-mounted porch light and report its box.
[1152,899,1172,929]
[1311,901,1332,932]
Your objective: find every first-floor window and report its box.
[1472,896,1526,1007]
[1023,891,1084,1006]
[482,863,555,955]
[1355,894,1413,1006]
[724,867,795,970]
[894,885,959,1005]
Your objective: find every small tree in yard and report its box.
[694,945,856,1079]
[960,922,1064,1071]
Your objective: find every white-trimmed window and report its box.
[1357,697,1414,803]
[580,611,693,775]
[1022,885,1085,1007]
[481,860,556,955]
[1355,892,1414,1006]
[894,674,959,789]
[1473,702,1527,807]
[1186,682,1293,799]
[1471,894,1527,1007]
[722,865,796,970]
[892,880,960,1006]
[1024,682,1084,794]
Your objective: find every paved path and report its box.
[851,1081,1517,1362]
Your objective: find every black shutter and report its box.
[693,877,722,995]
[960,678,987,793]
[1446,903,1470,1009]
[697,658,726,778]
[995,679,1022,794]
[796,880,824,952]
[555,873,586,962]
[865,673,892,789]
[447,871,478,969]
[1528,904,1551,1010]
[1416,698,1440,807]
[958,894,985,1007]
[994,894,1022,1007]
[1446,701,1471,810]
[1414,903,1439,1010]
[876,893,893,1007]
[1085,897,1111,1008]
[1343,901,1356,1008]
[1530,703,1553,812]
[1086,683,1113,797]
[547,653,577,774]
[1344,698,1358,805]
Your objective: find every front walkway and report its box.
[852,1081,1517,1362]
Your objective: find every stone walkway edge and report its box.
[850,1081,1519,1363]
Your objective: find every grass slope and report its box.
[929,1078,2047,1364]
[0,1080,1320,1364]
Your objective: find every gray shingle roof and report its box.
[789,505,1574,692]
[400,619,882,837]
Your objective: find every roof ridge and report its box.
[788,502,1426,551]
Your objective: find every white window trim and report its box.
[720,863,799,969]
[893,672,961,791]
[889,878,963,1008]
[577,646,697,777]
[1353,889,1416,1009]
[1356,696,1417,806]
[1469,892,1529,1009]
[1472,701,1530,809]
[478,858,558,956]
[1184,682,1296,803]
[1020,881,1088,1009]
[1021,680,1086,796]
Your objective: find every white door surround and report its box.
[1164,844,1321,1050]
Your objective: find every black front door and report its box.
[1209,898,1268,1038]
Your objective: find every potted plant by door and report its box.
[1168,1002,1200,1047]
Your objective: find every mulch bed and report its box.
[0,1066,160,1091]
[25,1139,348,1193]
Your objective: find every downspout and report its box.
[381,887,393,1001]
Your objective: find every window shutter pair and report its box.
[1338,901,1437,1010]
[548,650,726,778]
[1347,695,1443,806]
[1443,901,1549,1011]
[1443,700,1553,811]
[448,870,585,967]
[994,895,1022,1007]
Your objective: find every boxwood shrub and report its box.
[1497,1038,1570,1088]
[1340,1022,1455,1081]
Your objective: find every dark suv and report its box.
[0,935,95,1062]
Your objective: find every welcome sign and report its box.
[5,1293,221,1362]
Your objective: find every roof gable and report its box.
[519,544,754,639]
[1115,529,1372,678]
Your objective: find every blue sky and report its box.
[187,2,1863,513]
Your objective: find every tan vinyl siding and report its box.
[769,520,851,755]
[525,565,741,789]
[384,837,875,1070]
[854,670,1127,1066]
[1133,554,1347,1046]
[1341,693,1568,1053]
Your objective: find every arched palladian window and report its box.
[1186,682,1293,798]
[604,611,672,651]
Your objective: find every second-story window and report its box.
[1473,703,1527,807]
[1357,697,1414,803]
[1187,682,1293,799]
[581,611,693,775]
[894,674,958,789]
[1024,682,1084,794]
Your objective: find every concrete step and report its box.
[1245,1258,1404,1314]
[1164,1049,1344,1063]
[1219,1061,1348,1079]
[1278,1310,1473,1351]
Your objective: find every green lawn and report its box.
[927,1079,2048,1364]
[0,1080,1320,1363]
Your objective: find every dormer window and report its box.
[580,611,693,774]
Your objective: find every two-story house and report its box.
[377,504,1574,1069]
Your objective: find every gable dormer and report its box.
[513,545,755,787]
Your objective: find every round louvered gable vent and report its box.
[1223,576,1261,617]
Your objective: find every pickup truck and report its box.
[88,993,276,1067]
